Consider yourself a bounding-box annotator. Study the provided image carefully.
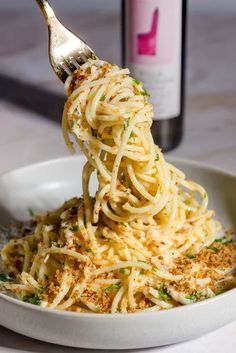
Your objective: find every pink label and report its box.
[129,0,181,65]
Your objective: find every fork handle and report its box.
[35,0,56,25]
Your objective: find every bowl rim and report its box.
[0,155,236,319]
[0,288,236,319]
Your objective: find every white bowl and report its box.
[0,156,235,349]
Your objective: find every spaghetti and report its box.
[0,60,235,313]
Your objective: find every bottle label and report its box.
[126,0,182,120]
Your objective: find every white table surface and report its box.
[0,8,235,353]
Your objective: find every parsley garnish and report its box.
[70,225,80,232]
[216,283,223,290]
[140,269,144,275]
[185,294,197,301]
[28,208,35,217]
[159,289,171,301]
[100,94,106,101]
[119,268,125,274]
[129,131,135,139]
[186,292,202,301]
[124,117,131,130]
[23,295,41,306]
[155,154,159,161]
[158,285,171,301]
[133,79,140,85]
[215,237,233,244]
[185,254,196,259]
[38,286,47,294]
[216,283,224,294]
[141,88,150,97]
[206,245,220,253]
[104,283,121,292]
[51,241,58,247]
[0,273,13,282]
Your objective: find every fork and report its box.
[35,0,97,82]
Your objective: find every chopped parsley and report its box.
[104,283,121,292]
[186,292,202,301]
[159,289,171,301]
[0,273,13,282]
[185,254,196,259]
[206,245,220,253]
[51,241,58,247]
[139,269,144,276]
[70,225,80,232]
[185,294,197,301]
[124,117,131,130]
[133,79,140,85]
[141,88,150,97]
[158,285,171,301]
[216,283,223,290]
[38,286,47,294]
[129,131,135,139]
[216,284,224,295]
[155,154,159,161]
[215,237,233,244]
[119,268,125,274]
[95,306,101,313]
[28,208,35,217]
[23,295,41,306]
[100,94,106,101]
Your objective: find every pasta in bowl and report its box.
[0,155,235,349]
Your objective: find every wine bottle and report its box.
[121,0,187,151]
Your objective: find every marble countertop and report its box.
[0,8,235,353]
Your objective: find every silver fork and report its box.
[35,0,97,82]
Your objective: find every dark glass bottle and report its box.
[121,0,187,151]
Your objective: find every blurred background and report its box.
[0,0,236,173]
